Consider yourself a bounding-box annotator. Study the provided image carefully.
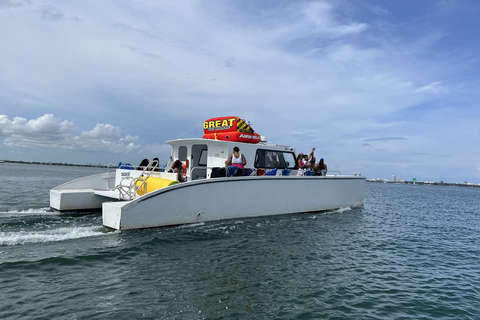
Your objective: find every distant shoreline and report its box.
[367,180,480,188]
[0,160,108,168]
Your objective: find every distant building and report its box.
[392,174,396,182]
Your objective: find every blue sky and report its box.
[1,0,479,184]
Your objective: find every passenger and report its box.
[304,148,315,174]
[303,154,311,169]
[138,158,149,170]
[317,158,328,176]
[296,148,315,176]
[152,157,160,171]
[225,146,246,176]
[309,148,316,166]
[171,159,186,182]
[266,153,279,168]
[296,153,306,176]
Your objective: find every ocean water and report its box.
[1,162,479,320]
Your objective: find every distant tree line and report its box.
[368,180,479,188]
[1,160,107,168]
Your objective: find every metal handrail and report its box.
[190,166,227,179]
[325,171,341,176]
[190,166,342,179]
[116,176,136,200]
[106,162,114,189]
[191,166,257,179]
[115,160,160,200]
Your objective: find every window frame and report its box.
[254,149,296,169]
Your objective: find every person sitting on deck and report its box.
[171,160,186,182]
[225,146,247,176]
[316,158,328,176]
[137,158,149,170]
[151,157,160,171]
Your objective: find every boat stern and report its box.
[102,201,127,230]
[50,189,105,211]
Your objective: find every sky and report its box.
[1,0,479,184]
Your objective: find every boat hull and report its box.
[50,172,116,211]
[102,176,365,230]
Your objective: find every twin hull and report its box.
[103,176,365,230]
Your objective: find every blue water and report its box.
[1,163,480,319]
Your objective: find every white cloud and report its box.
[80,124,122,140]
[415,81,444,94]
[0,114,74,136]
[302,2,367,37]
[0,114,140,153]
[0,0,30,9]
[36,5,76,22]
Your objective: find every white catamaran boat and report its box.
[50,116,365,231]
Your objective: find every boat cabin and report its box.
[165,138,297,181]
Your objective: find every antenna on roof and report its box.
[248,122,267,126]
[176,122,203,139]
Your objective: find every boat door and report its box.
[191,144,208,180]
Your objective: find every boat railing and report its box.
[190,166,216,180]
[115,160,160,200]
[191,166,250,179]
[325,171,341,176]
[189,166,343,179]
[191,166,264,179]
[106,162,115,189]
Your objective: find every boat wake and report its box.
[332,206,353,213]
[1,207,58,217]
[0,226,104,246]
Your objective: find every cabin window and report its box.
[254,149,296,169]
[198,149,207,166]
[178,146,187,161]
[282,152,296,169]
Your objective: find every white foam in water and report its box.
[177,222,205,229]
[0,226,104,246]
[2,207,59,217]
[332,206,352,213]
